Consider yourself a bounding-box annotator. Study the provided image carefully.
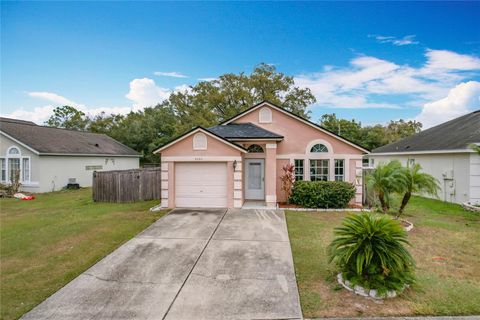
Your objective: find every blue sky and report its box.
[1,1,479,128]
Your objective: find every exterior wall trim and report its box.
[371,149,475,156]
[154,127,247,154]
[0,131,40,155]
[221,101,370,153]
[162,156,242,162]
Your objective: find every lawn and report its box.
[286,196,480,318]
[0,188,167,320]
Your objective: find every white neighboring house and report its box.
[0,117,140,193]
[367,110,480,205]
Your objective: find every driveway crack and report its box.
[162,208,229,320]
[83,273,165,285]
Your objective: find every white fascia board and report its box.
[370,149,474,156]
[0,131,40,155]
[154,127,247,154]
[222,101,369,154]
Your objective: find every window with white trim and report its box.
[2,146,31,183]
[1,158,6,182]
[22,158,30,182]
[247,144,264,153]
[8,158,20,182]
[193,132,207,150]
[259,107,272,123]
[8,147,20,155]
[334,159,344,181]
[310,143,328,153]
[310,159,329,181]
[294,159,304,181]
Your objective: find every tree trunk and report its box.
[397,192,411,218]
[379,192,388,214]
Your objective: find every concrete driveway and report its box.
[21,208,302,320]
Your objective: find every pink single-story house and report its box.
[155,101,369,209]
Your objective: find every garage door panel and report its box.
[176,186,227,197]
[175,162,228,208]
[176,197,227,208]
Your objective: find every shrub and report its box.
[365,160,405,214]
[289,181,356,208]
[328,213,415,294]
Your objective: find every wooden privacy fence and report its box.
[92,168,162,203]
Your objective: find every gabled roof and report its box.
[208,123,283,140]
[221,100,370,153]
[154,126,248,154]
[372,110,480,154]
[0,117,140,157]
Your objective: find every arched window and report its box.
[247,144,264,153]
[2,146,30,183]
[8,147,20,155]
[193,132,207,150]
[259,107,272,123]
[310,143,328,153]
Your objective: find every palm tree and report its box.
[397,163,440,217]
[366,160,405,214]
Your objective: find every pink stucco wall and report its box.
[159,130,243,208]
[161,132,242,157]
[232,103,366,204]
[232,105,364,155]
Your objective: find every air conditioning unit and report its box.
[66,178,80,190]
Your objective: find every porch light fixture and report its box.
[233,160,237,171]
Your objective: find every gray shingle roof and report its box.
[372,110,480,153]
[0,118,139,156]
[208,123,283,139]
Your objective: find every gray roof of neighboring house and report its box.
[208,123,283,140]
[372,110,480,153]
[0,117,140,156]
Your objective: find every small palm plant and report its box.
[397,163,440,217]
[328,213,415,294]
[365,160,405,213]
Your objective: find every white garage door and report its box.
[175,162,228,208]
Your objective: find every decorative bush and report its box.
[289,181,355,208]
[328,213,415,294]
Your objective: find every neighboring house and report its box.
[0,117,140,193]
[367,110,480,205]
[155,101,369,209]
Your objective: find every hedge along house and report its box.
[0,117,140,193]
[155,101,369,209]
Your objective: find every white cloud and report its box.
[1,105,56,124]
[153,71,188,78]
[415,81,480,128]
[27,91,77,106]
[422,49,480,72]
[294,49,480,110]
[370,34,419,46]
[125,78,171,108]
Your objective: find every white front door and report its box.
[245,159,265,200]
[175,162,228,208]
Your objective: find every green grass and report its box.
[0,188,167,320]
[286,196,480,318]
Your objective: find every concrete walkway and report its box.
[21,208,302,320]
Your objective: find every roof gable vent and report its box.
[259,107,272,123]
[193,132,207,150]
